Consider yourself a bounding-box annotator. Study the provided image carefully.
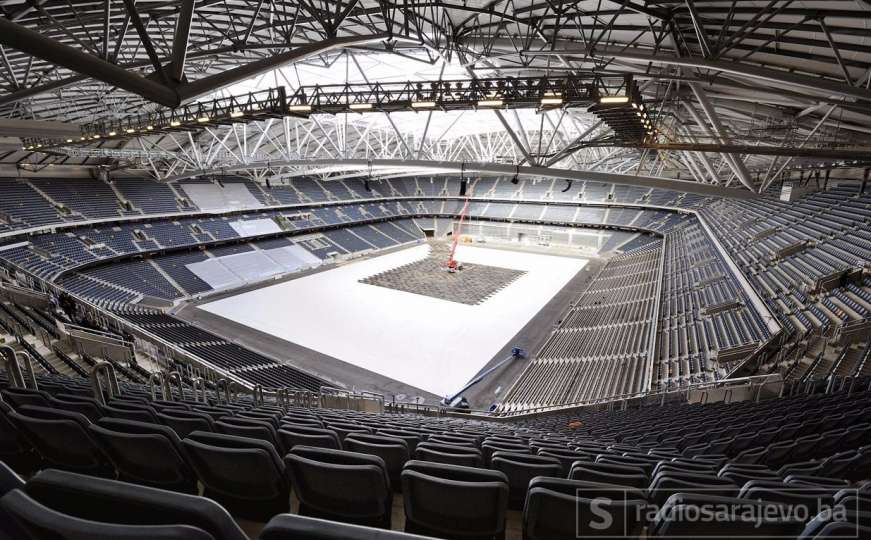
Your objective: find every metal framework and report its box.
[1,1,871,192]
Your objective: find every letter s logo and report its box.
[588,498,614,531]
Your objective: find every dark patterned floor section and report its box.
[359,244,526,305]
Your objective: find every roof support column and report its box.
[687,83,756,191]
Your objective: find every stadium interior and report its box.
[0,1,870,539]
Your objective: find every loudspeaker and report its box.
[365,179,371,192]
[460,179,468,196]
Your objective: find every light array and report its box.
[23,87,288,151]
[589,81,657,143]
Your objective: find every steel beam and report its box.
[0,17,179,106]
[684,1,712,57]
[121,0,169,85]
[0,19,391,108]
[817,17,853,86]
[170,0,197,82]
[520,44,871,103]
[176,34,393,102]
[761,105,839,191]
[688,85,756,191]
[545,120,603,167]
[621,142,871,160]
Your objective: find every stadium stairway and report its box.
[1,366,869,540]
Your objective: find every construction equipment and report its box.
[447,196,471,271]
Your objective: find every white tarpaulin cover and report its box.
[186,245,321,291]
[229,218,282,237]
[181,183,263,211]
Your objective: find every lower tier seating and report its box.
[1,370,869,539]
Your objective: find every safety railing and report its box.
[252,384,265,407]
[149,371,167,401]
[190,377,208,403]
[0,345,37,390]
[166,371,185,401]
[89,361,121,405]
[319,386,385,413]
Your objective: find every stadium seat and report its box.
[324,421,371,443]
[282,414,324,428]
[803,522,871,539]
[0,461,23,495]
[376,428,422,451]
[536,448,593,471]
[739,479,838,510]
[103,402,161,423]
[0,401,39,473]
[0,492,214,540]
[489,451,563,510]
[0,388,51,408]
[524,478,647,540]
[568,460,649,489]
[344,432,411,491]
[415,442,484,467]
[88,418,198,494]
[649,493,806,539]
[48,395,104,422]
[401,460,509,540]
[278,424,342,450]
[157,410,216,439]
[481,440,531,465]
[648,471,739,507]
[215,417,284,452]
[798,508,871,539]
[182,431,290,521]
[2,468,248,539]
[284,445,392,528]
[260,513,432,539]
[0,460,25,540]
[8,405,113,477]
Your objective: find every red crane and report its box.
[447,196,471,271]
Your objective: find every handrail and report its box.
[252,384,265,407]
[149,371,168,401]
[215,378,233,404]
[276,387,289,411]
[0,345,36,389]
[89,361,121,405]
[165,371,185,402]
[191,377,207,403]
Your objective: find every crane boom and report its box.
[447,196,471,270]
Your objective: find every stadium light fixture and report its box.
[125,128,136,134]
[197,115,210,123]
[170,120,181,127]
[229,110,245,118]
[478,99,504,107]
[541,97,563,105]
[411,101,437,109]
[599,95,630,104]
[349,103,373,110]
[288,104,312,112]
[108,131,117,136]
